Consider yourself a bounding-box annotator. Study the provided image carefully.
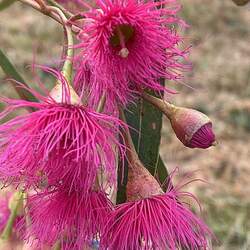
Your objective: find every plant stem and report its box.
[47,0,73,18]
[18,0,81,34]
[18,0,76,85]
[119,108,138,164]
[0,191,23,240]
[48,6,74,84]
[18,0,63,24]
[141,92,176,118]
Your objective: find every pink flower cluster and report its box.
[0,70,125,249]
[74,0,189,109]
[0,0,216,249]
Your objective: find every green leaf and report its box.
[0,49,38,104]
[117,81,168,203]
[0,0,15,11]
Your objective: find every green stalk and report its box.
[47,0,73,18]
[119,108,137,155]
[49,6,74,84]
[0,191,23,240]
[62,22,74,84]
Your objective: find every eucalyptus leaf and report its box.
[117,82,168,204]
[0,49,38,104]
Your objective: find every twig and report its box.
[47,0,73,18]
[18,0,63,25]
[18,0,82,34]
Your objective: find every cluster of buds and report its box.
[0,0,217,249]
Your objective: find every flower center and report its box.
[110,24,134,58]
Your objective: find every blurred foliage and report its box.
[0,0,15,11]
[229,109,250,131]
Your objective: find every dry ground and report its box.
[0,0,250,249]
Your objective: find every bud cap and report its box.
[170,107,216,149]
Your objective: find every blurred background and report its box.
[0,0,249,249]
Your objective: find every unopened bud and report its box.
[141,92,216,149]
[169,107,216,149]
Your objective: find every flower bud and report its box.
[169,107,216,149]
[232,0,249,6]
[141,92,216,149]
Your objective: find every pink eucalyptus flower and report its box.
[74,0,189,108]
[101,164,213,250]
[0,66,125,192]
[25,188,112,249]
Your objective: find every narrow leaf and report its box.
[117,81,168,203]
[0,49,37,103]
[125,94,167,181]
